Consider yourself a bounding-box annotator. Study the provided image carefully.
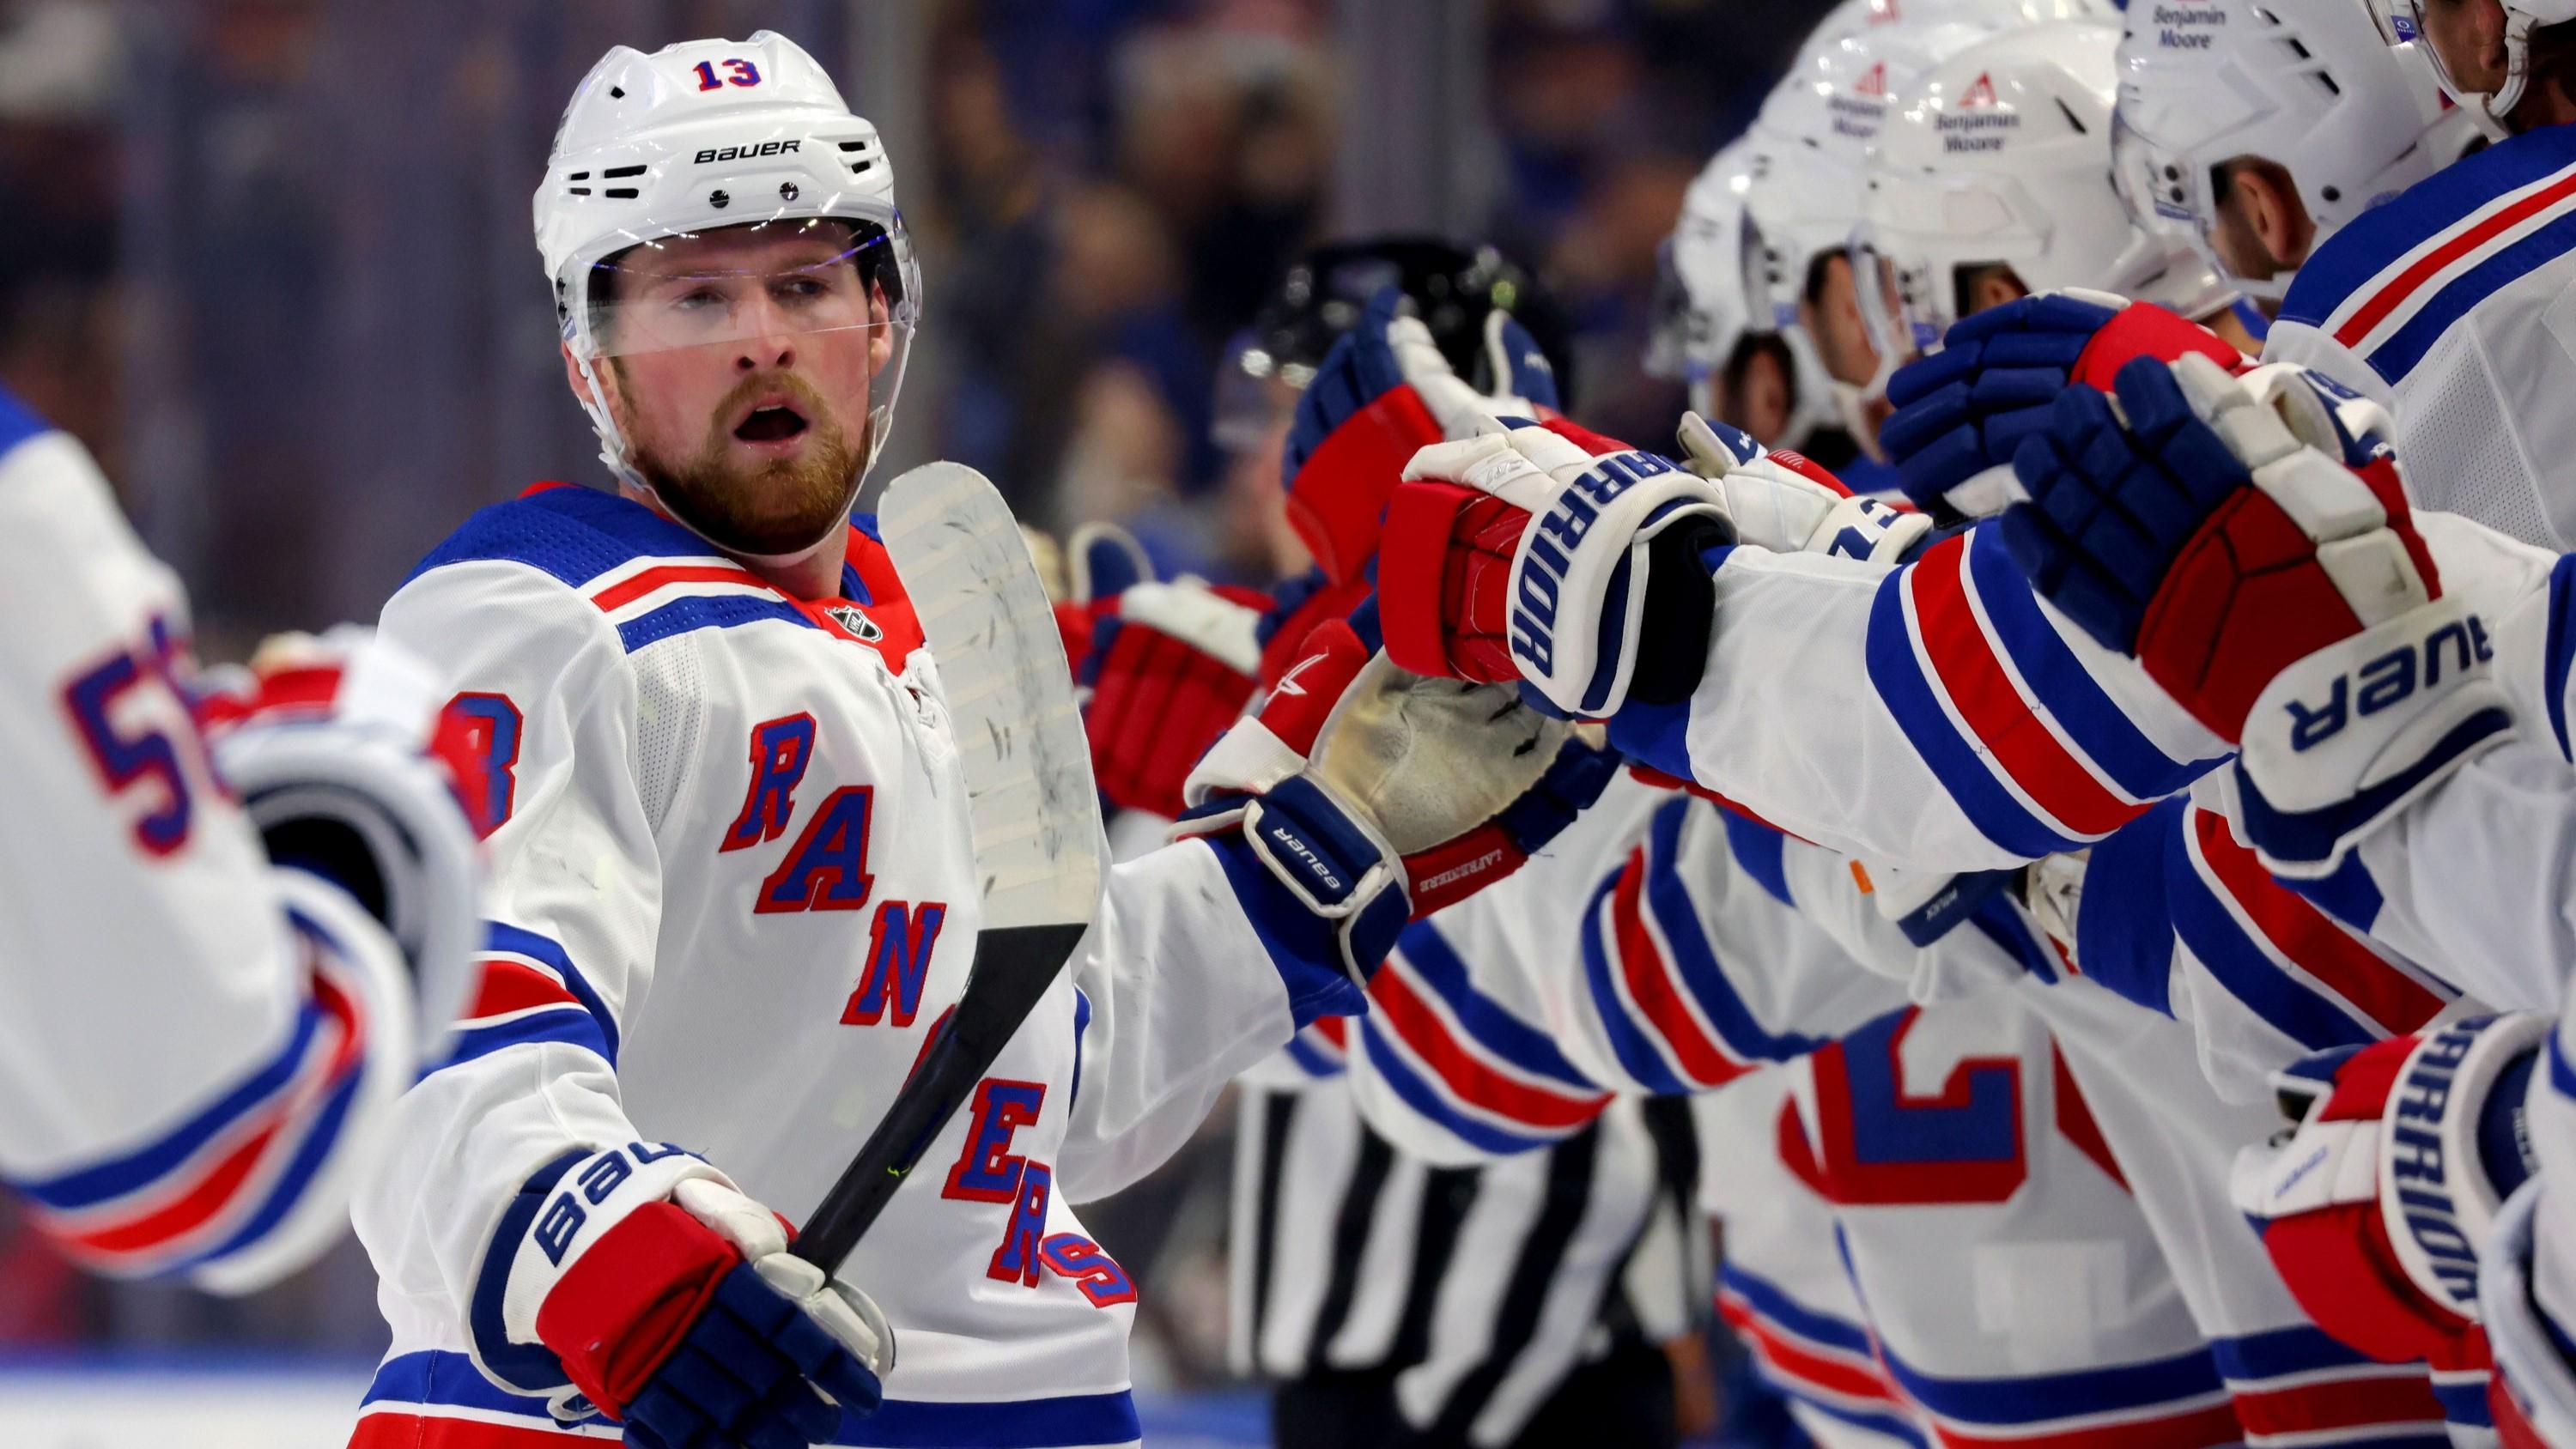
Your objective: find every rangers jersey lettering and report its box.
[347,484,1328,1447]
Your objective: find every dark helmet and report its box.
[1218,239,1577,448]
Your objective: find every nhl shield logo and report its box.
[827,603,884,642]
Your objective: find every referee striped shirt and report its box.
[1230,1071,1708,1446]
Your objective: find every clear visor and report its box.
[580,219,917,487]
[587,220,905,359]
[2380,0,2516,110]
[1848,223,1945,373]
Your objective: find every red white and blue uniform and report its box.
[1343,771,2450,1449]
[2265,125,2576,551]
[0,387,416,1293]
[1607,522,2232,874]
[347,483,1332,1448]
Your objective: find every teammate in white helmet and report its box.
[0,385,483,1295]
[343,31,1577,1449]
[1850,21,2251,437]
[2110,0,2474,318]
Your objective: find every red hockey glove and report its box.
[2003,354,2512,876]
[470,1144,891,1444]
[2237,1015,2547,1407]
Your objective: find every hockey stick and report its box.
[793,463,1105,1272]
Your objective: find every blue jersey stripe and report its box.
[1864,567,2090,859]
[1356,1016,1564,1155]
[1395,922,1601,1091]
[1877,1336,2226,1427]
[616,593,816,653]
[1718,809,1795,907]
[404,486,720,591]
[173,1055,368,1273]
[1578,869,1693,1096]
[2370,203,2576,382]
[2546,555,2576,762]
[2166,827,2378,1052]
[0,385,50,462]
[1643,799,1825,1065]
[1721,1264,1875,1357]
[14,1003,324,1210]
[2208,1324,2385,1382]
[435,1008,613,1073]
[484,921,620,1063]
[2076,800,2184,1017]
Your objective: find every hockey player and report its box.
[343,33,1583,1449]
[2108,0,2472,321]
[0,385,483,1294]
[1849,21,2249,517]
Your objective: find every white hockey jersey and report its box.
[0,388,416,1293]
[345,483,1327,1448]
[2264,124,2576,551]
[1341,773,2451,1449]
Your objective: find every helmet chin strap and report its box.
[571,344,864,572]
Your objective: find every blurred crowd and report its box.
[0,0,1827,1384]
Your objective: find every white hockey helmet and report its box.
[2114,0,2475,302]
[1852,21,2229,371]
[1647,142,1761,414]
[534,31,920,561]
[2369,0,2576,134]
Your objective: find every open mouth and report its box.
[734,403,810,444]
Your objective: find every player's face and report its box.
[1805,254,1880,391]
[2418,0,2512,98]
[588,224,896,558]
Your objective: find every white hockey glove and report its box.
[1174,620,1616,1009]
[200,626,483,1054]
[469,1143,892,1440]
[1376,418,1735,718]
[1674,411,1929,565]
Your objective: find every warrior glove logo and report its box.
[1508,450,1677,678]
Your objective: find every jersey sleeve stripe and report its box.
[2211,1327,2450,1447]
[2072,801,2184,1017]
[1718,809,1795,907]
[480,923,619,1061]
[1279,1026,1346,1079]
[1961,530,2208,799]
[2184,807,2448,1038]
[26,927,371,1270]
[1382,923,1601,1091]
[1717,1284,1913,1413]
[1866,549,2094,860]
[1352,1016,1596,1155]
[2544,554,2576,764]
[11,997,326,1211]
[1908,537,2149,839]
[1874,1335,2236,1447]
[1362,949,1609,1128]
[1578,862,1696,1096]
[1639,800,1826,1069]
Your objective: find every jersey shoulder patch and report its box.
[2281,129,2576,384]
